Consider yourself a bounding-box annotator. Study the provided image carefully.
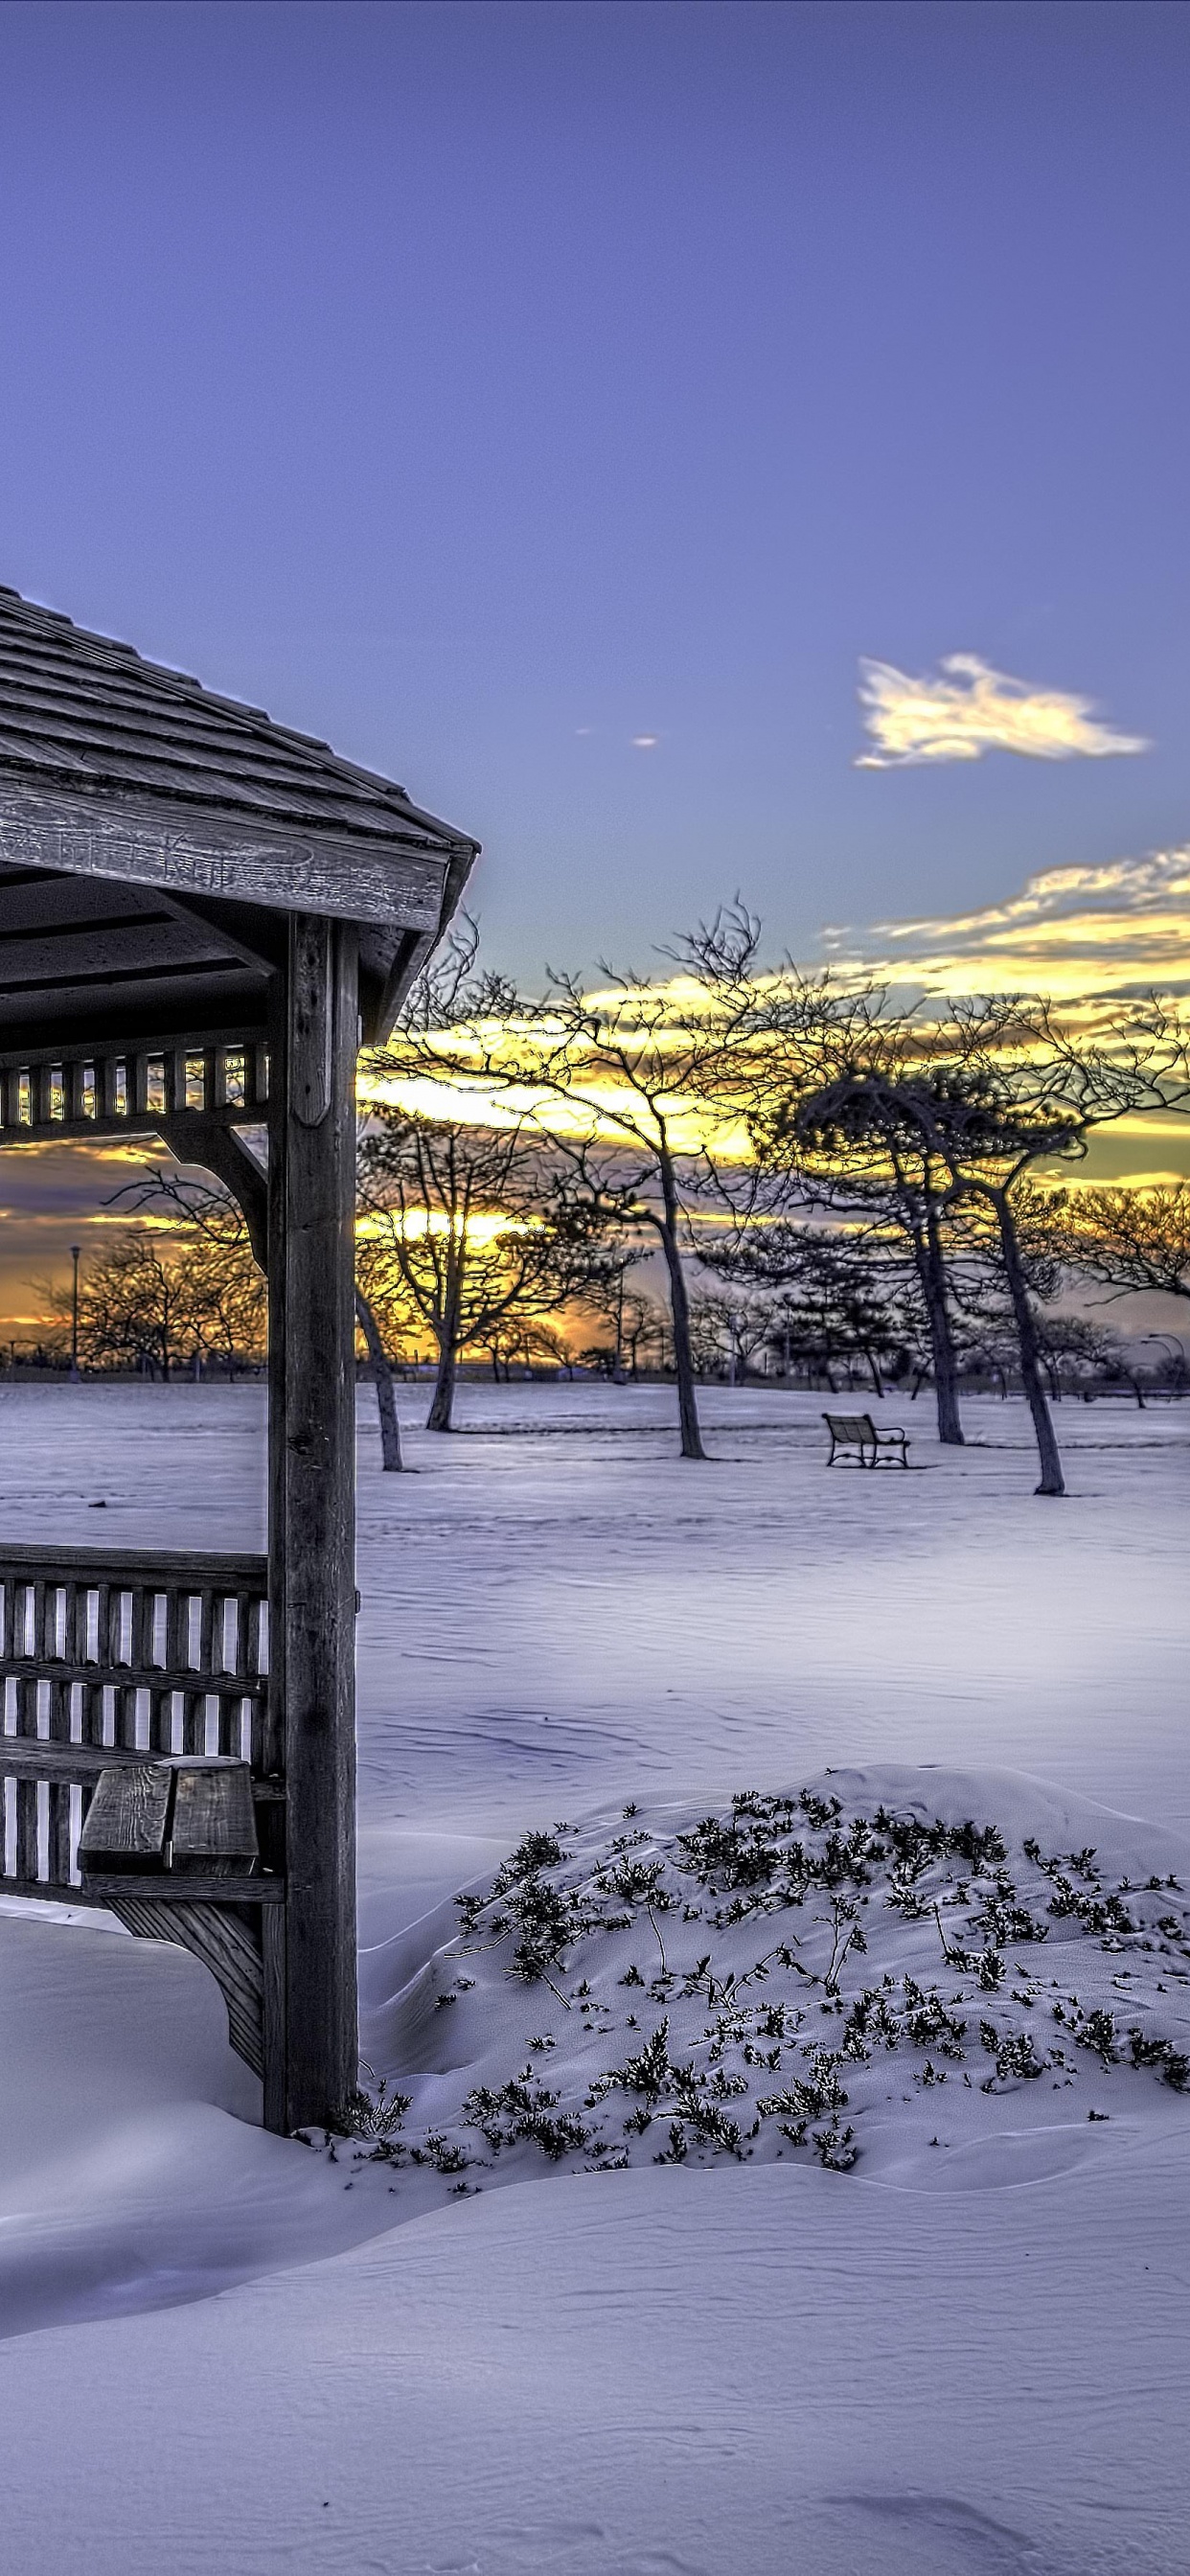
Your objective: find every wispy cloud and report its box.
[856,653,1149,769]
[826,847,1190,1181]
[825,848,1190,1007]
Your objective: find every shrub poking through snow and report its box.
[463,2069,595,2160]
[345,2063,412,2143]
[355,1782,1190,2196]
[1126,2030,1190,2090]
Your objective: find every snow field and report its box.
[0,1380,1185,2571]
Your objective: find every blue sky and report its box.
[1,0,1187,983]
[1,0,1189,1327]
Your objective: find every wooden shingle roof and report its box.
[0,586,477,868]
[0,588,480,1051]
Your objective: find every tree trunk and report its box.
[993,1190,1064,1496]
[355,1287,402,1470]
[426,1242,464,1432]
[920,1198,964,1444]
[864,1347,884,1397]
[656,1160,706,1460]
[427,1336,459,1431]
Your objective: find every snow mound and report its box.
[345,1763,1190,2201]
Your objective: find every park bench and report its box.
[822,1412,909,1468]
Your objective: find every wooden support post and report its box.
[267,915,359,2133]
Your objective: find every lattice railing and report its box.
[0,1032,268,1141]
[0,1545,272,1899]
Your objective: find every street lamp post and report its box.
[69,1244,80,1380]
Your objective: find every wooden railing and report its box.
[0,1031,268,1143]
[0,1545,273,1901]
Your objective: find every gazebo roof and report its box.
[0,587,476,862]
[0,588,480,1049]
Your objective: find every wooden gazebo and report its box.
[0,587,478,2130]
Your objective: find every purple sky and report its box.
[1,0,1187,972]
[0,0,1187,1324]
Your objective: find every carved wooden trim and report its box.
[0,776,459,930]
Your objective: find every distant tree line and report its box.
[30,911,1190,1496]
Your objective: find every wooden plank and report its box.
[0,991,270,1058]
[46,1581,72,1884]
[0,1544,266,1585]
[262,1902,286,2129]
[15,1588,38,1881]
[0,1874,112,1908]
[246,1595,271,1773]
[0,873,173,934]
[171,1762,259,1873]
[0,921,227,988]
[0,1108,261,1143]
[104,1896,266,2077]
[0,1659,262,1704]
[0,1739,160,1784]
[0,1739,286,1787]
[0,1020,263,1073]
[82,1871,283,1903]
[270,915,358,2132]
[0,778,452,929]
[78,1762,172,1868]
[154,892,288,978]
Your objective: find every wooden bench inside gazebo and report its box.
[0,587,478,2131]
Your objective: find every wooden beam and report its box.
[77,1763,172,1868]
[268,914,359,2132]
[0,1541,266,1582]
[160,1117,268,1269]
[171,1763,260,1872]
[0,992,269,1054]
[0,777,453,931]
[0,919,226,988]
[82,1871,284,1904]
[152,889,289,976]
[0,1022,266,1074]
[367,927,434,1046]
[0,1741,278,1788]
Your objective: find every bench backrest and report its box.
[822,1414,876,1441]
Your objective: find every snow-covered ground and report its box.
[0,1379,1186,2574]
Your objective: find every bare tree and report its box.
[702,1217,922,1399]
[569,1246,650,1381]
[109,1167,268,1370]
[356,1111,610,1431]
[382,908,769,1460]
[37,1231,197,1378]
[577,1278,665,1380]
[353,1275,407,1470]
[1058,1182,1190,1306]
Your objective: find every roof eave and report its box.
[0,765,479,936]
